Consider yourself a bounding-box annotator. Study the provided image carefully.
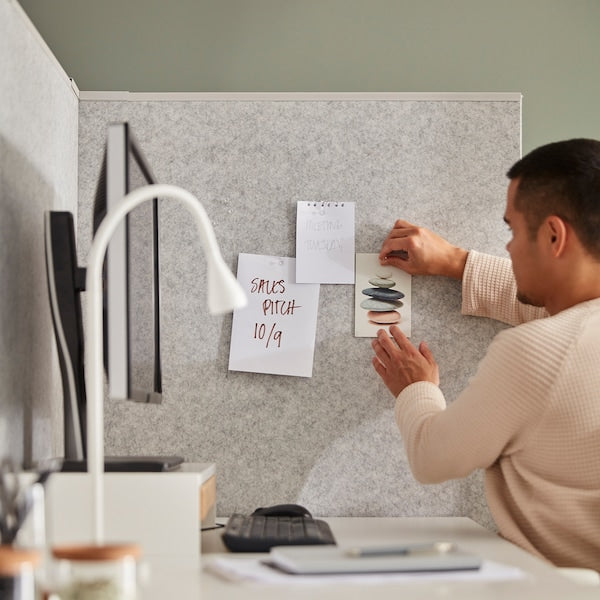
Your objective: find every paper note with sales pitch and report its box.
[295,201,355,284]
[228,254,320,377]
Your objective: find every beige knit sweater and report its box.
[395,251,600,570]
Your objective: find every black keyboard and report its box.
[222,513,336,552]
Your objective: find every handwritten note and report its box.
[228,254,320,378]
[295,201,355,284]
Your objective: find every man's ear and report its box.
[544,215,568,257]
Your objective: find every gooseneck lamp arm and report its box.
[85,184,247,543]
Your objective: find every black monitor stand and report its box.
[60,456,184,472]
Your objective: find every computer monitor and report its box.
[93,121,162,404]
[44,211,87,460]
[44,122,182,471]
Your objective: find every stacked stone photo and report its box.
[359,270,405,326]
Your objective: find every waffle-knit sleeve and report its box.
[461,250,547,325]
[395,322,554,484]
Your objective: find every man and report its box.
[371,139,600,570]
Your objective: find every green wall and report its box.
[19,0,600,152]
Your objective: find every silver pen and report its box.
[345,541,456,558]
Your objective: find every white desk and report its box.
[141,517,599,598]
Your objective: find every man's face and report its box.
[504,178,546,307]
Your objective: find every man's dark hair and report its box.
[506,138,600,259]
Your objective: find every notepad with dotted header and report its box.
[295,201,355,284]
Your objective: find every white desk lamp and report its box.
[85,183,247,543]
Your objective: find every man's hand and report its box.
[379,219,468,279]
[371,326,439,397]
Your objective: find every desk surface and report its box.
[144,517,598,599]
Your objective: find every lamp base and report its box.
[45,463,216,558]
